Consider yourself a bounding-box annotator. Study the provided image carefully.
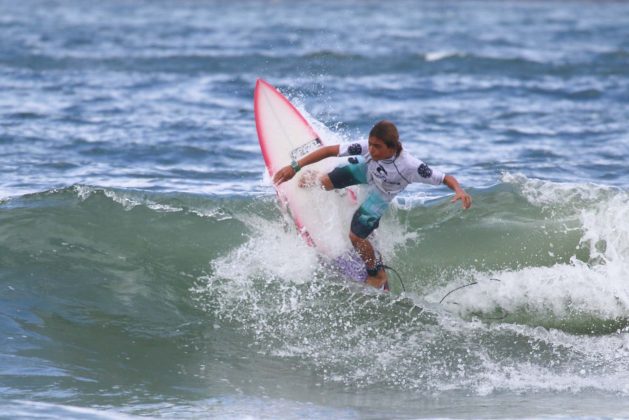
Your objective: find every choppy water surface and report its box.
[1,0,629,418]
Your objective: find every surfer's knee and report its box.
[349,231,366,247]
[320,175,334,191]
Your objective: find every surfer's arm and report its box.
[273,145,340,184]
[443,175,472,209]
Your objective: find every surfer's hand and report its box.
[273,165,296,185]
[452,190,472,209]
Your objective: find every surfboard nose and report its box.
[256,78,270,89]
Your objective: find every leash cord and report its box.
[383,265,405,292]
[439,282,479,304]
[378,269,507,320]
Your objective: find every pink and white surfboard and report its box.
[254,79,366,280]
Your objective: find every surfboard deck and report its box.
[254,79,381,284]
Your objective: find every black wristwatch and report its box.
[290,160,301,173]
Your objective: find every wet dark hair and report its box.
[369,120,402,156]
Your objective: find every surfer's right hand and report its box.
[273,165,296,185]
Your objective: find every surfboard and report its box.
[254,79,370,283]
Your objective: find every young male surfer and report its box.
[273,120,472,289]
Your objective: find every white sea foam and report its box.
[210,214,320,286]
[501,172,616,208]
[75,185,182,212]
[73,185,234,220]
[437,174,629,323]
[425,51,461,62]
[196,131,629,399]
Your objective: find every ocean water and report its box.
[1,0,629,418]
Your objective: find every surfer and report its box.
[273,120,472,289]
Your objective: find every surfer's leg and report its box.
[320,174,334,190]
[349,232,387,289]
[349,197,389,289]
[324,157,368,192]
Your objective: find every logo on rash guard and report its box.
[348,143,362,155]
[418,164,433,178]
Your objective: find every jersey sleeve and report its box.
[338,140,369,157]
[404,154,446,186]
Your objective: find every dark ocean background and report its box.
[1,0,629,418]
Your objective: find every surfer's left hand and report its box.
[273,165,296,185]
[452,190,472,209]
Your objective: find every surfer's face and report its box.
[368,136,396,160]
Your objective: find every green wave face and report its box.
[2,177,629,405]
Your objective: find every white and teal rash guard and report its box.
[328,140,446,239]
[338,140,446,202]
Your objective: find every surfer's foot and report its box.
[298,170,320,188]
[366,267,388,290]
